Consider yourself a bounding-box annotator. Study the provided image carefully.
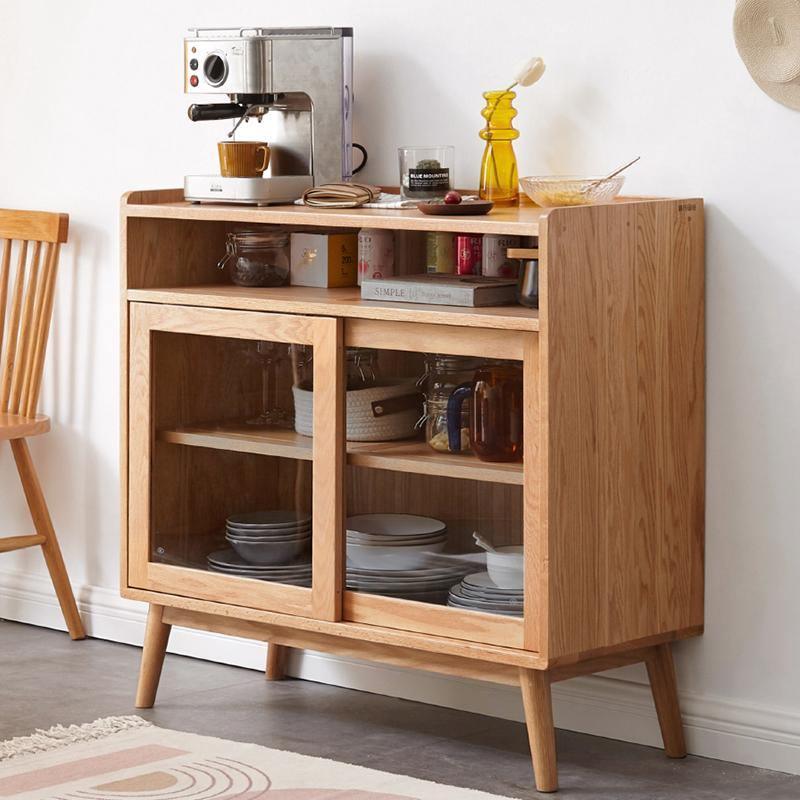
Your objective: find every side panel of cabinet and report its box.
[541,199,705,659]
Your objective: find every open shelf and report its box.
[158,423,523,485]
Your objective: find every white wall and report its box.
[2,0,799,774]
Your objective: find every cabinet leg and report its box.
[266,643,289,681]
[646,643,687,758]
[520,668,558,793]
[135,604,172,709]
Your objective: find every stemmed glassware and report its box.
[247,341,293,428]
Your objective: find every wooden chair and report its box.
[0,208,85,640]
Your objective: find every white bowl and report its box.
[346,541,446,570]
[486,546,524,589]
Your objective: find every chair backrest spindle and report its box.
[0,209,69,418]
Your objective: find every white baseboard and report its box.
[1,568,799,776]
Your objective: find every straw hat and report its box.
[734,0,800,110]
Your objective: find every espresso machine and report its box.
[184,27,353,205]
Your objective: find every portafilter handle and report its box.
[187,103,246,122]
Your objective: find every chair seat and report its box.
[0,412,50,440]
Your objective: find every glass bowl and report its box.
[519,175,625,207]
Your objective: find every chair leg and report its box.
[136,604,172,708]
[10,438,85,640]
[520,668,559,792]
[646,643,687,758]
[266,643,288,681]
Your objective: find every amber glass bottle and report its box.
[478,90,520,206]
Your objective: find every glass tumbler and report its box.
[399,146,455,201]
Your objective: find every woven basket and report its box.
[293,382,421,442]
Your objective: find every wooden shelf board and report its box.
[128,285,539,332]
[127,285,539,332]
[123,190,546,236]
[158,424,522,484]
[159,424,313,460]
[347,439,523,485]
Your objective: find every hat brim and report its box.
[751,72,800,110]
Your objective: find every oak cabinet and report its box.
[121,190,704,792]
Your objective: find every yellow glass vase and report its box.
[479,90,519,206]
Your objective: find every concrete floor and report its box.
[1,620,798,799]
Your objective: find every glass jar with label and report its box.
[217,230,290,287]
[398,146,455,201]
[420,354,484,452]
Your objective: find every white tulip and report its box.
[514,57,546,87]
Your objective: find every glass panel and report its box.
[149,332,312,589]
[344,348,524,617]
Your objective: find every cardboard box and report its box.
[290,232,357,288]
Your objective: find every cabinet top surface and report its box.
[122,188,685,236]
[122,189,547,235]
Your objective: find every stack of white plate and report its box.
[225,511,311,566]
[346,514,447,570]
[347,563,471,603]
[447,571,524,617]
[206,548,312,586]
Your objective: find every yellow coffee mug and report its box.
[218,141,270,177]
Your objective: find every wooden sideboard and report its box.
[120,189,705,793]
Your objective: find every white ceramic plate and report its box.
[449,584,523,609]
[346,514,446,538]
[207,548,311,570]
[345,535,447,547]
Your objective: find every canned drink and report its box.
[426,232,455,273]
[482,234,521,277]
[357,228,395,285]
[455,234,483,275]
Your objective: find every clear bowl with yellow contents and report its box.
[519,175,625,207]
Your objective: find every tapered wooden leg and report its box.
[520,668,558,793]
[265,643,289,680]
[646,643,687,758]
[135,604,172,708]
[11,438,85,640]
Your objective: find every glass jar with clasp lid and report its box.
[217,230,290,287]
[418,354,484,452]
[292,346,381,391]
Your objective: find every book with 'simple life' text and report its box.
[360,273,518,307]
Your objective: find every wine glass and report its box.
[247,341,293,428]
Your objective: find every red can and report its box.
[455,234,482,275]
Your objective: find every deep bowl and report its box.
[346,541,446,570]
[519,175,625,207]
[486,545,524,589]
[227,536,310,566]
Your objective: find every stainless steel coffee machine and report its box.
[184,27,353,205]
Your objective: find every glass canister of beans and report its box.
[420,354,484,452]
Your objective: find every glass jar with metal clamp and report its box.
[417,354,484,452]
[217,230,290,287]
[292,346,381,391]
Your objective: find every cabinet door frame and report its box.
[127,302,344,621]
[343,318,542,651]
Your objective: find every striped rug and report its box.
[0,717,512,799]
